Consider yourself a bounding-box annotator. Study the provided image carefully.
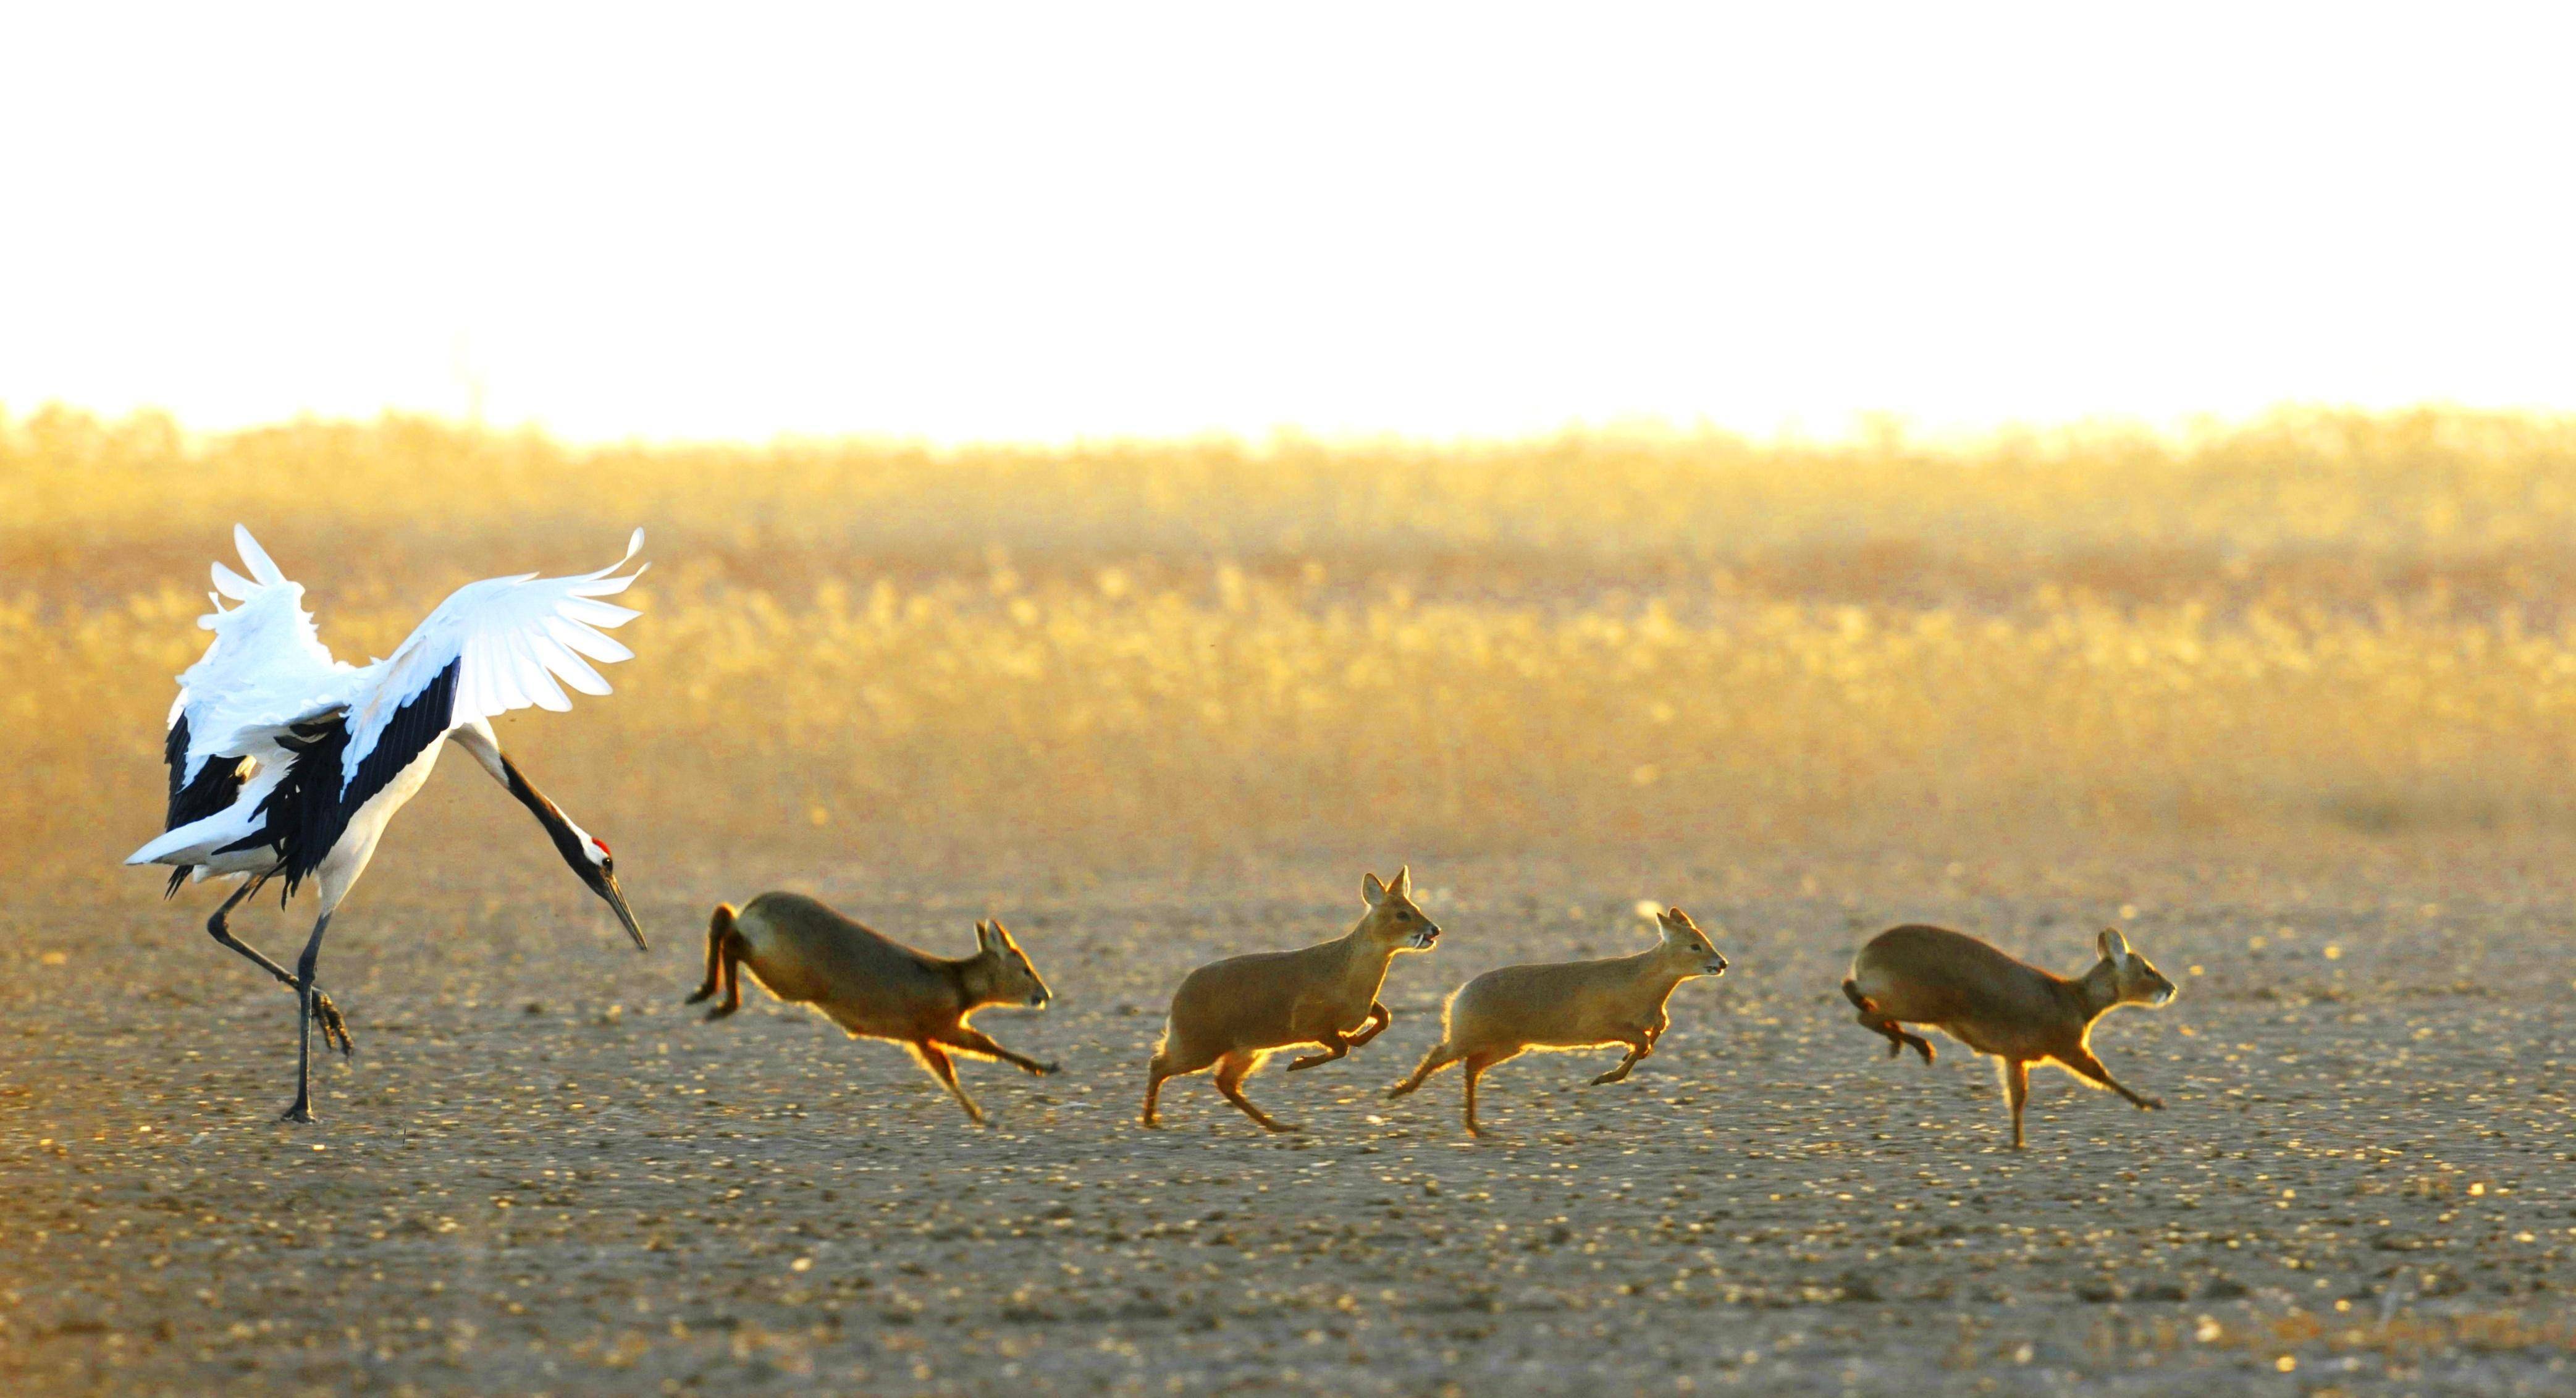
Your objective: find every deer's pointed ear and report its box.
[1389,865,1412,899]
[1362,871,1388,907]
[987,919,1019,950]
[975,920,1000,953]
[2098,927,2130,962]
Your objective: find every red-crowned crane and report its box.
[127,526,650,1122]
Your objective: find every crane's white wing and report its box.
[338,529,647,796]
[129,526,354,873]
[170,525,352,785]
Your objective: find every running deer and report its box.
[1387,905,1729,1136]
[689,892,1056,1124]
[1842,924,2175,1148]
[1140,867,1441,1132]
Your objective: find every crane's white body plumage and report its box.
[127,526,645,882]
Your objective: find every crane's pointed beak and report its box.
[596,869,647,952]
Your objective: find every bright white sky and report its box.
[4,4,2572,444]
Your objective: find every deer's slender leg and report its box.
[2054,1046,2163,1110]
[913,1042,985,1124]
[1141,1059,1171,1127]
[1592,1034,1654,1085]
[1142,1045,1216,1127]
[2001,1057,2030,1150]
[935,1024,1056,1076]
[1387,1041,1459,1098]
[686,905,734,1006]
[1286,1029,1351,1072]
[1462,1051,1505,1137]
[1213,1053,1297,1132]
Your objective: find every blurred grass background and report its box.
[9,403,2576,893]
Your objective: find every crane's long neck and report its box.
[446,723,643,951]
[451,723,592,862]
[497,752,596,870]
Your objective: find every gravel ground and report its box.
[6,838,2574,1396]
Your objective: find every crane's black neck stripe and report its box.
[499,752,591,871]
[215,658,462,898]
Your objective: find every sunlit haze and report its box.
[6,3,2572,444]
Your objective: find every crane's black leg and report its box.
[206,869,284,973]
[206,867,354,1056]
[280,911,334,1124]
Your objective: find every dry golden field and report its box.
[6,406,2576,1396]
[13,404,2576,877]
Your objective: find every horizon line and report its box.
[10,396,2576,458]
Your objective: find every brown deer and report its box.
[1140,867,1440,1132]
[1843,924,2174,1148]
[1387,905,1728,1136]
[689,892,1055,1124]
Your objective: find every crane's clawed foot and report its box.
[279,1098,314,1124]
[312,992,355,1057]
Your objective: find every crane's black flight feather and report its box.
[161,713,251,897]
